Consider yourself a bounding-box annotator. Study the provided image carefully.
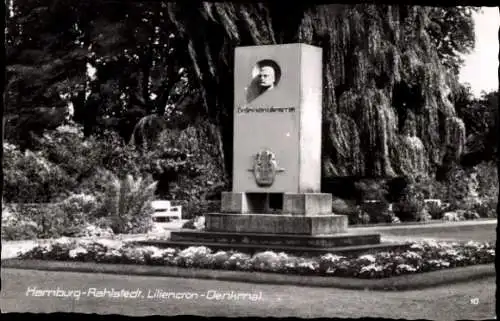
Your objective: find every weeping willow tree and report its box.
[165,4,468,181]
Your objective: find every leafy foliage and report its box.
[2,143,76,203]
[93,172,158,234]
[455,89,498,163]
[5,0,193,147]
[392,177,426,222]
[354,180,389,203]
[426,6,479,74]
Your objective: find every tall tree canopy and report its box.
[5,0,194,147]
[165,4,474,180]
[5,2,481,181]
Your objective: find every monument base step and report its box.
[170,230,380,248]
[205,213,348,235]
[132,239,411,256]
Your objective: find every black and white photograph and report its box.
[1,1,498,319]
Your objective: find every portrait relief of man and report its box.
[246,59,282,103]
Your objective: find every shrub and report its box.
[94,172,158,234]
[472,199,497,218]
[411,175,447,200]
[1,222,40,241]
[473,162,498,217]
[354,180,389,203]
[56,193,100,227]
[442,162,498,216]
[347,208,371,225]
[2,203,87,239]
[3,144,76,203]
[424,200,445,220]
[360,201,393,224]
[142,125,228,205]
[98,131,143,178]
[1,204,39,240]
[332,198,358,215]
[415,208,432,222]
[37,123,104,182]
[392,179,425,222]
[58,193,99,214]
[180,199,220,220]
[181,216,205,230]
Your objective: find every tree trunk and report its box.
[166,4,467,182]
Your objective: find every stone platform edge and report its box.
[2,259,494,292]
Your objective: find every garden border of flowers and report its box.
[2,259,494,292]
[1,235,496,292]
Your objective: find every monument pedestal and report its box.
[221,192,333,215]
[205,213,347,234]
[146,192,409,256]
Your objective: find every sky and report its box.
[458,7,499,97]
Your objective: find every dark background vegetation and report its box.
[2,2,498,238]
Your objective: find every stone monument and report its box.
[147,44,407,255]
[212,43,346,234]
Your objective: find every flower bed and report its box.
[14,238,495,279]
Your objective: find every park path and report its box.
[1,268,495,319]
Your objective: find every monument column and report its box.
[209,43,345,234]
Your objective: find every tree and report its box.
[455,87,498,165]
[426,6,480,74]
[5,0,96,147]
[164,4,472,181]
[5,0,193,145]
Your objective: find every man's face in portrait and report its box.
[258,66,276,89]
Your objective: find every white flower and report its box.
[212,251,228,259]
[486,249,495,256]
[69,247,88,258]
[148,247,166,259]
[443,249,459,256]
[443,212,459,221]
[105,249,122,257]
[410,243,425,250]
[76,239,94,247]
[164,248,177,255]
[53,237,73,246]
[228,253,251,262]
[178,246,212,258]
[56,124,83,136]
[358,254,376,263]
[376,252,392,259]
[252,251,280,263]
[441,261,450,267]
[465,241,483,248]
[427,259,451,267]
[277,252,290,260]
[402,251,422,260]
[396,264,417,272]
[40,243,53,253]
[321,253,345,262]
[297,260,319,271]
[360,264,384,273]
[421,239,440,249]
[193,216,205,230]
[3,142,18,151]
